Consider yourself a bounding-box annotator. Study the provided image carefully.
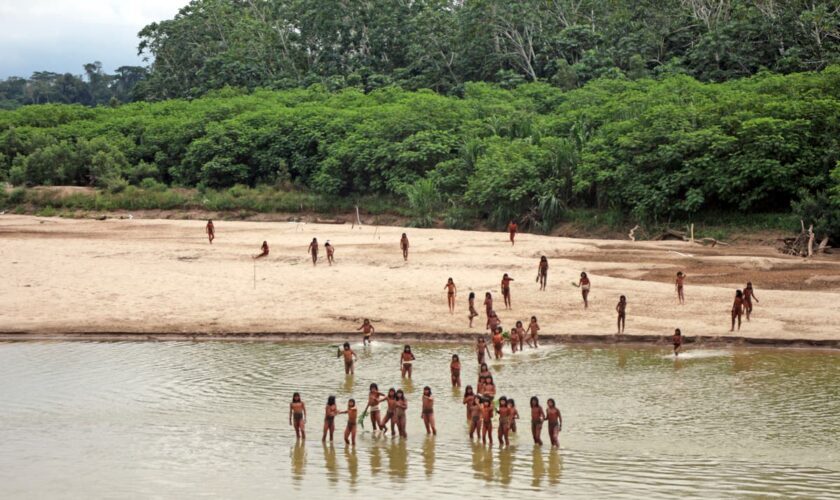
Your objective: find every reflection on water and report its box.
[1,341,839,498]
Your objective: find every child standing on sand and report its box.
[400,233,409,261]
[537,256,548,290]
[357,319,375,345]
[616,295,627,334]
[322,395,337,442]
[450,354,461,387]
[672,329,683,356]
[337,342,358,375]
[675,272,686,304]
[507,220,518,246]
[205,219,215,244]
[325,241,335,265]
[526,316,540,348]
[444,278,457,313]
[400,345,416,379]
[308,238,319,266]
[501,273,514,309]
[421,387,436,435]
[731,290,744,332]
[743,282,759,321]
[577,272,591,308]
[290,392,307,440]
[468,292,479,327]
[546,399,562,448]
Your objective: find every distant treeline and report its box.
[1,68,839,239]
[0,63,147,109]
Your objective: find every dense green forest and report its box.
[1,68,839,239]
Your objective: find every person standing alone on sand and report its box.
[537,256,548,290]
[616,295,627,334]
[501,273,514,309]
[468,292,479,327]
[325,241,335,265]
[253,241,269,259]
[400,233,409,261]
[577,272,591,308]
[507,220,518,246]
[675,272,686,304]
[731,290,744,331]
[205,219,215,244]
[444,278,457,313]
[743,282,759,321]
[308,238,319,266]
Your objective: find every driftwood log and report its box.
[779,220,831,256]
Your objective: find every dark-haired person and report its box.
[322,395,338,442]
[307,237,319,266]
[731,290,744,332]
[537,256,548,290]
[364,383,387,432]
[421,387,437,435]
[501,273,514,309]
[400,345,416,379]
[507,220,518,246]
[337,342,358,375]
[530,396,545,446]
[400,233,409,261]
[325,240,335,265]
[743,282,759,321]
[205,219,215,244]
[338,399,358,445]
[290,392,307,440]
[253,241,269,259]
[546,399,562,448]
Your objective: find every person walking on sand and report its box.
[290,392,307,440]
[468,292,479,328]
[537,256,548,290]
[358,319,375,346]
[546,399,562,448]
[743,282,759,321]
[322,395,338,442]
[400,345,416,379]
[672,328,683,356]
[576,272,591,309]
[205,219,215,244]
[253,241,269,259]
[400,233,409,261]
[731,290,744,332]
[616,295,627,334]
[325,241,335,265]
[526,316,540,348]
[337,342,358,375]
[675,272,686,304]
[501,273,514,309]
[421,386,437,435]
[444,278,457,314]
[308,238,319,266]
[530,396,545,446]
[507,220,518,246]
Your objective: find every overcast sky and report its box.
[0,0,190,79]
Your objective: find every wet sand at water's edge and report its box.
[2,215,839,345]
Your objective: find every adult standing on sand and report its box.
[308,238,319,265]
[537,256,548,290]
[731,290,744,331]
[325,241,335,265]
[253,241,269,259]
[743,282,759,321]
[501,273,514,309]
[507,220,518,245]
[205,219,215,244]
[400,233,410,261]
[576,272,591,308]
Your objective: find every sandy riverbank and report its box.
[2,215,839,343]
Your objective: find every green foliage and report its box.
[401,177,442,227]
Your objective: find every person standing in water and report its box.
[513,320,526,352]
[307,238,319,265]
[468,292,479,327]
[380,388,398,436]
[743,282,759,321]
[496,397,511,448]
[530,396,545,446]
[253,241,269,259]
[487,310,501,333]
[205,219,215,244]
[507,220,518,246]
[537,256,548,290]
[290,392,307,440]
[672,329,683,356]
[509,399,520,434]
[357,319,375,346]
[450,354,461,387]
[325,241,335,265]
[338,399,358,445]
[577,272,591,309]
[400,345,416,379]
[501,273,514,309]
[468,394,483,440]
[616,295,627,334]
[675,272,686,304]
[731,290,744,331]
[463,386,476,421]
[481,398,494,445]
[526,316,540,348]
[400,233,409,261]
[337,342,358,375]
[444,278,457,314]
[492,327,504,360]
[421,387,437,435]
[322,395,338,442]
[364,383,387,432]
[546,399,562,448]
[510,324,520,354]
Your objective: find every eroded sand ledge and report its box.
[2,215,839,347]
